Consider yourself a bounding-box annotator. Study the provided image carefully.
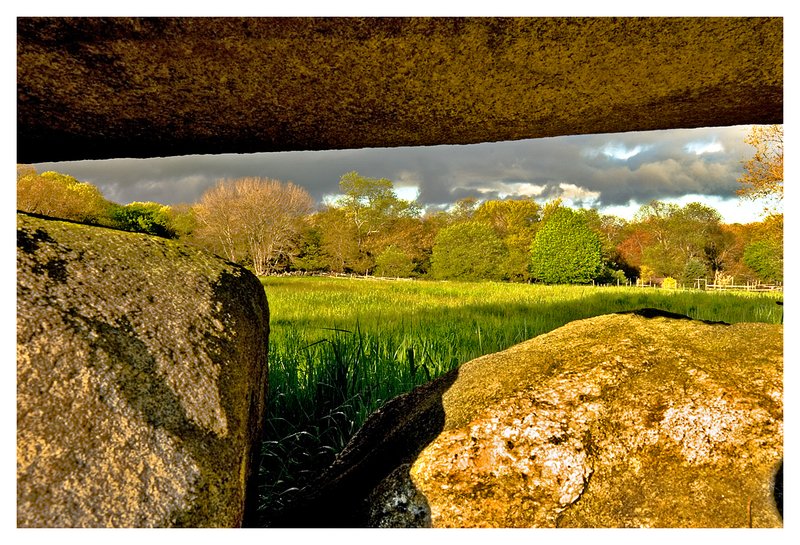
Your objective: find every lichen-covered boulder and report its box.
[16,213,270,527]
[404,311,783,528]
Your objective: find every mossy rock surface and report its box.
[16,213,270,527]
[17,17,782,163]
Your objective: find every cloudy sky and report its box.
[34,124,772,224]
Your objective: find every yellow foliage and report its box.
[662,277,678,289]
[639,265,656,283]
[17,166,110,223]
[737,124,783,213]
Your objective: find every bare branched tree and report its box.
[194,177,314,275]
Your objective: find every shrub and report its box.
[662,277,678,289]
[17,168,112,224]
[110,202,176,238]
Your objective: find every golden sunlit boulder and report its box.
[16,213,270,527]
[409,312,783,527]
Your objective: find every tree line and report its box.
[16,169,782,286]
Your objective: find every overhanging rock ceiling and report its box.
[17,17,783,164]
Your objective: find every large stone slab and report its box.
[16,213,270,527]
[282,310,782,528]
[17,17,782,163]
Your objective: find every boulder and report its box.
[287,310,782,528]
[16,213,270,527]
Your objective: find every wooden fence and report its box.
[702,282,783,292]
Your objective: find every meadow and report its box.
[256,276,782,523]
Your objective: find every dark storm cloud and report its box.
[34,125,755,213]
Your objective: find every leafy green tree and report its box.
[166,203,197,240]
[373,215,433,276]
[578,208,633,280]
[291,224,328,272]
[610,268,628,285]
[634,200,728,279]
[430,221,507,281]
[680,258,708,287]
[633,200,682,276]
[474,199,540,236]
[718,214,782,283]
[410,213,450,276]
[530,207,603,284]
[448,197,480,223]
[743,240,783,283]
[374,246,415,278]
[314,207,361,273]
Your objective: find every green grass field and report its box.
[256,276,782,523]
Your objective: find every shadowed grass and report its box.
[256,277,782,524]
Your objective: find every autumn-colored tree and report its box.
[194,177,314,276]
[193,183,245,262]
[17,167,111,224]
[616,225,654,271]
[737,124,783,213]
[638,264,656,285]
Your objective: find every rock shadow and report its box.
[268,367,459,527]
[774,459,783,519]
